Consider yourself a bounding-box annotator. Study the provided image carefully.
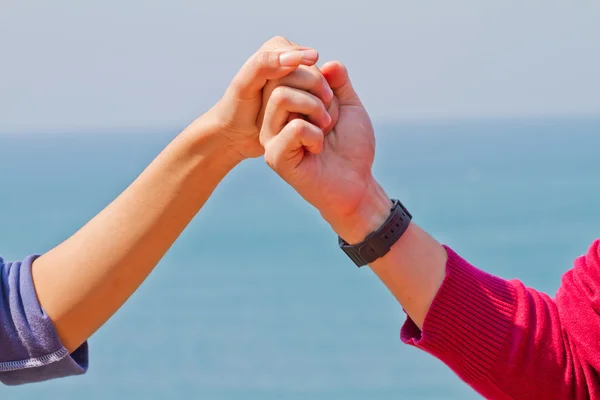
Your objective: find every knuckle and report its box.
[270,35,289,44]
[254,51,278,73]
[288,118,309,136]
[252,52,268,73]
[262,36,293,51]
[271,86,291,106]
[267,51,280,68]
[266,35,292,48]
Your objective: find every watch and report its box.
[338,199,412,267]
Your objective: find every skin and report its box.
[31,36,339,353]
[261,62,448,330]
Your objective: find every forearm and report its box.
[31,119,242,352]
[328,179,447,329]
[332,179,594,398]
[370,223,447,328]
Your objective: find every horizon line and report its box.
[1,113,599,137]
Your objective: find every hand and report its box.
[259,66,339,138]
[260,62,392,244]
[185,36,334,162]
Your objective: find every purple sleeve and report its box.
[0,255,89,386]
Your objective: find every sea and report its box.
[1,117,599,399]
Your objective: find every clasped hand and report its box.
[205,36,393,245]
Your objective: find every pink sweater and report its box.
[401,241,600,399]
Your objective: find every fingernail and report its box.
[323,112,332,127]
[301,49,318,61]
[324,84,334,101]
[279,51,303,66]
[280,49,318,66]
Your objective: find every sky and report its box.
[1,1,599,133]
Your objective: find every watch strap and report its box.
[338,199,412,267]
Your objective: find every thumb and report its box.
[320,61,363,107]
[230,48,319,101]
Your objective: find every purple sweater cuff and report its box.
[400,246,517,386]
[0,255,89,386]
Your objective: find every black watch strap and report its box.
[338,199,412,267]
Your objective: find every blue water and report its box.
[1,117,599,399]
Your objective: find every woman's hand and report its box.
[191,36,336,161]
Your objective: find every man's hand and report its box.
[260,61,392,244]
[191,36,335,161]
[260,60,448,334]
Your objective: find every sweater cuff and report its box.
[401,246,517,385]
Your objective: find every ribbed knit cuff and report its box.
[401,246,517,386]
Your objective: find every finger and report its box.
[260,86,331,146]
[264,119,325,171]
[320,61,363,107]
[287,112,304,124]
[259,36,298,51]
[266,66,334,109]
[323,94,339,135]
[258,36,317,66]
[290,95,339,135]
[258,66,334,126]
[259,35,294,49]
[230,48,319,101]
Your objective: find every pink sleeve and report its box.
[401,244,600,399]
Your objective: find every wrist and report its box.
[326,179,393,244]
[178,113,246,169]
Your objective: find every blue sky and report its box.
[1,1,599,133]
